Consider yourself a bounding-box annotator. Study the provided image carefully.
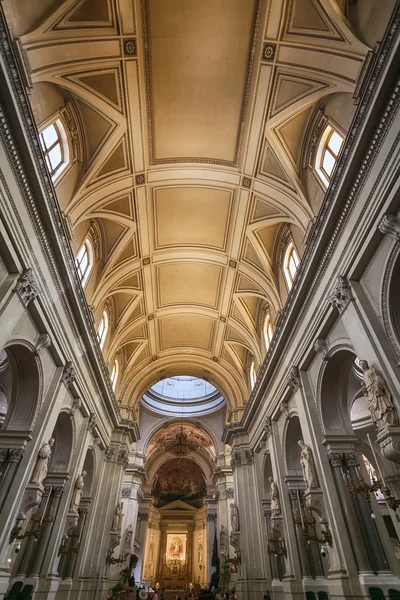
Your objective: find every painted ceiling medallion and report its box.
[163,426,198,457]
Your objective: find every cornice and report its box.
[224,4,400,441]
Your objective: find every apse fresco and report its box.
[152,458,207,508]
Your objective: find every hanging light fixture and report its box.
[163,378,197,457]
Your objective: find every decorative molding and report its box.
[118,449,129,469]
[105,446,117,462]
[280,400,290,419]
[262,43,276,62]
[379,213,400,243]
[226,488,234,499]
[242,176,251,188]
[328,275,353,313]
[14,269,40,307]
[88,412,97,433]
[34,333,51,356]
[230,451,241,471]
[121,487,131,498]
[62,361,76,387]
[207,513,217,522]
[124,39,137,57]
[263,416,273,438]
[314,338,329,359]
[245,449,254,464]
[135,173,145,185]
[71,397,82,416]
[381,244,400,364]
[287,366,300,392]
[8,448,24,463]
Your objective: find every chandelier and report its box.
[164,426,197,457]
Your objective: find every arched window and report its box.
[75,237,93,287]
[283,242,300,290]
[110,359,119,391]
[39,119,70,181]
[97,310,109,350]
[250,360,257,390]
[316,124,344,188]
[263,313,273,352]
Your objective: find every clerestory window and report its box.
[250,360,257,390]
[39,119,70,181]
[283,242,300,290]
[316,124,344,188]
[264,313,273,352]
[97,310,109,350]
[75,237,93,287]
[110,359,119,391]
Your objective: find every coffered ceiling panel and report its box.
[17,0,370,410]
[159,315,215,351]
[157,263,222,309]
[154,187,232,250]
[144,0,258,164]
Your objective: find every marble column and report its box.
[0,448,24,511]
[232,449,268,600]
[346,455,390,573]
[289,490,312,579]
[206,510,217,587]
[136,509,150,582]
[30,485,64,576]
[16,485,52,576]
[328,453,372,574]
[64,505,89,579]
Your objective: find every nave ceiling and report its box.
[6,0,372,416]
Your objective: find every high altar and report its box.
[142,501,208,590]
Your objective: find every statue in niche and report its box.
[112,502,123,532]
[298,440,318,489]
[148,542,154,564]
[70,471,86,513]
[220,524,227,553]
[31,438,55,485]
[230,503,239,532]
[269,477,280,515]
[360,359,399,429]
[198,542,203,563]
[124,524,133,551]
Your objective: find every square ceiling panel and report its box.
[154,187,232,250]
[159,314,214,350]
[144,0,258,164]
[157,262,222,309]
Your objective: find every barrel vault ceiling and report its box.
[17,0,368,415]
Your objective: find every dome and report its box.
[141,376,225,417]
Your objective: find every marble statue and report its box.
[31,438,55,485]
[360,359,399,429]
[230,502,239,532]
[112,502,123,532]
[198,542,203,563]
[70,471,86,513]
[269,477,280,515]
[124,524,133,550]
[220,524,227,553]
[298,440,318,488]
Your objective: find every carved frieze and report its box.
[62,361,76,387]
[328,276,353,313]
[15,269,40,307]
[287,366,300,392]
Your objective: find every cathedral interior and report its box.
[0,0,400,599]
